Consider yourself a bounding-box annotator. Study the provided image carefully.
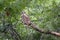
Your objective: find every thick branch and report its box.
[29,23,60,37]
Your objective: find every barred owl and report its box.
[21,11,31,26]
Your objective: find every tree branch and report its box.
[29,22,60,37]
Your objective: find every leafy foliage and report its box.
[0,0,60,40]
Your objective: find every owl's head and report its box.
[21,11,26,14]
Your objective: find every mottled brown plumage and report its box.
[21,11,31,26]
